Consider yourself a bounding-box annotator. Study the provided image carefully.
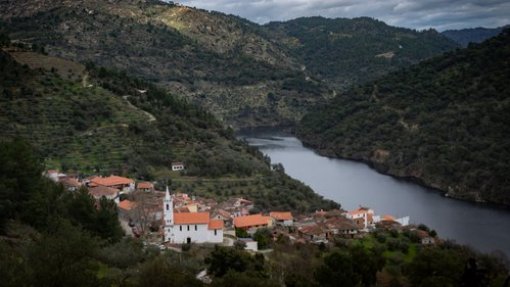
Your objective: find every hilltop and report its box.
[1,1,457,128]
[264,16,459,89]
[442,26,508,47]
[298,29,510,206]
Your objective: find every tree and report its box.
[205,246,261,278]
[27,219,101,287]
[253,228,272,250]
[96,196,124,242]
[137,255,202,287]
[0,140,43,232]
[314,251,361,287]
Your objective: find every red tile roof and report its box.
[381,215,395,222]
[119,200,136,211]
[137,182,154,190]
[90,176,134,187]
[89,186,119,198]
[233,214,271,228]
[270,211,293,221]
[174,212,210,224]
[208,219,224,230]
[299,224,325,236]
[60,177,82,188]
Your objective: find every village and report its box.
[45,164,437,253]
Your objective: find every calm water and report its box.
[243,134,510,256]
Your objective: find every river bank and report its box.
[241,133,510,257]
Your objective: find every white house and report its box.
[344,207,375,230]
[171,162,185,171]
[163,187,223,244]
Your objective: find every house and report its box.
[88,186,119,202]
[171,162,185,171]
[323,217,359,237]
[163,187,223,244]
[270,211,294,226]
[137,182,154,192]
[88,175,135,192]
[59,176,82,192]
[212,209,233,227]
[118,200,137,220]
[298,224,327,243]
[344,206,374,230]
[233,214,272,230]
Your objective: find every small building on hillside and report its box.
[270,211,294,226]
[45,170,66,182]
[233,214,272,231]
[137,182,154,192]
[171,162,185,171]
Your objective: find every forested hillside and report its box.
[0,0,328,129]
[265,17,459,89]
[0,47,337,213]
[299,29,510,206]
[0,1,458,128]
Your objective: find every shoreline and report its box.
[296,136,510,211]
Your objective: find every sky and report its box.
[175,0,510,31]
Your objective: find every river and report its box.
[242,133,510,257]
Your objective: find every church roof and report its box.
[174,212,210,224]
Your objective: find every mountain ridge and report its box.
[1,0,458,129]
[298,29,510,206]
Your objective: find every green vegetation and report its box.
[0,1,326,129]
[265,16,459,89]
[0,50,336,213]
[204,231,508,287]
[1,139,508,286]
[299,29,510,206]
[1,2,460,129]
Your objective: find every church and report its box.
[163,187,224,244]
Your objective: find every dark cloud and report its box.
[175,0,510,30]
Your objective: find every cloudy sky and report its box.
[176,0,510,31]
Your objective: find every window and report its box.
[195,225,197,231]
[166,204,169,211]
[214,230,217,236]
[179,225,182,231]
[187,225,190,231]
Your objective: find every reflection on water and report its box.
[243,134,510,256]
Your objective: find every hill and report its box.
[1,1,458,129]
[298,29,510,206]
[264,17,459,89]
[0,0,329,129]
[0,46,338,213]
[442,26,507,47]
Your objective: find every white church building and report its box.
[163,187,224,244]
